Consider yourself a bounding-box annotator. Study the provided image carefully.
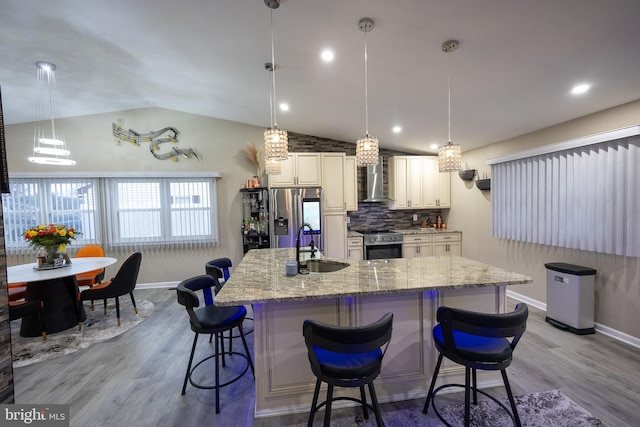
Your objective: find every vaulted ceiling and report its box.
[2,0,640,154]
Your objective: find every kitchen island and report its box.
[216,248,532,417]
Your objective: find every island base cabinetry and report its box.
[252,286,505,417]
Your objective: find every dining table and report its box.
[7,257,117,337]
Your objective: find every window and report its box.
[2,174,220,254]
[489,127,640,257]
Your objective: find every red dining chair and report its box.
[75,244,106,287]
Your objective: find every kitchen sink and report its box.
[304,259,350,273]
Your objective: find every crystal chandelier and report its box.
[438,40,461,172]
[264,0,288,166]
[29,61,76,166]
[264,157,281,175]
[355,18,379,167]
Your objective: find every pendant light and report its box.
[264,157,281,175]
[355,18,379,167]
[264,0,288,165]
[438,40,461,172]
[29,61,76,166]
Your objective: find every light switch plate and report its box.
[412,214,418,222]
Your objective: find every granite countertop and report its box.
[347,231,363,237]
[393,228,460,235]
[215,248,531,306]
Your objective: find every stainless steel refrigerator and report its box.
[269,187,323,250]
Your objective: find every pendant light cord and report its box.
[364,30,369,136]
[270,7,278,129]
[447,50,451,144]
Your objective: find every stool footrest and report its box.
[428,383,517,427]
[187,351,251,391]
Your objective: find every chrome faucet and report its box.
[296,222,316,273]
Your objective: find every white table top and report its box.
[7,257,117,284]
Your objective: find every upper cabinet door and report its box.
[269,153,321,187]
[388,156,409,209]
[344,156,358,212]
[296,153,322,186]
[321,153,346,212]
[423,157,451,208]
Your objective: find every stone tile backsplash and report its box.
[287,132,443,231]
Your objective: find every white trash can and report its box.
[545,262,597,335]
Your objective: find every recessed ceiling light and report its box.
[571,83,591,95]
[392,126,402,133]
[321,49,334,62]
[279,103,289,111]
[430,143,439,150]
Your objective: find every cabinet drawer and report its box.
[403,234,432,244]
[433,233,461,243]
[348,237,363,247]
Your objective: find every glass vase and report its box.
[44,245,61,266]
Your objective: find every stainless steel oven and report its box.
[363,231,403,260]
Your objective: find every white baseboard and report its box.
[594,322,640,349]
[507,290,640,349]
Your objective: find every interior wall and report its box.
[4,107,264,282]
[449,99,640,340]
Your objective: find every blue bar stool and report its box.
[303,313,394,427]
[423,303,528,427]
[176,275,254,414]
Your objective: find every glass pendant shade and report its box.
[265,157,281,175]
[356,135,379,167]
[438,142,462,172]
[264,126,288,161]
[29,61,75,166]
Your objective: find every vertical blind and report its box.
[491,134,640,257]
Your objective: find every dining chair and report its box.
[8,282,27,302]
[423,303,529,427]
[78,252,142,328]
[10,300,47,340]
[74,244,106,288]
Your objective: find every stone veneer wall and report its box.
[287,132,443,231]
[0,197,14,403]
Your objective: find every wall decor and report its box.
[112,121,198,161]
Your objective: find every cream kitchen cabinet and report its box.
[388,156,424,209]
[423,157,451,208]
[323,212,347,259]
[269,153,322,187]
[344,156,358,211]
[433,232,461,256]
[403,234,433,258]
[321,153,348,213]
[347,235,363,260]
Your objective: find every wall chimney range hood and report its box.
[363,156,388,202]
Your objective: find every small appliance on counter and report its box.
[269,187,323,251]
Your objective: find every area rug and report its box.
[288,389,606,426]
[10,298,154,368]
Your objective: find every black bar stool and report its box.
[176,275,254,414]
[303,313,394,427]
[423,303,528,427]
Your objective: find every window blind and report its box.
[491,133,640,257]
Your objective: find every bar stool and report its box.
[176,275,254,414]
[303,313,393,427]
[205,258,254,339]
[423,303,528,427]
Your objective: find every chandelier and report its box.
[29,61,75,166]
[355,18,379,167]
[264,157,281,175]
[438,40,461,172]
[264,0,288,166]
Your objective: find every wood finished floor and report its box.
[12,289,640,426]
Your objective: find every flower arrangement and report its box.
[23,224,77,252]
